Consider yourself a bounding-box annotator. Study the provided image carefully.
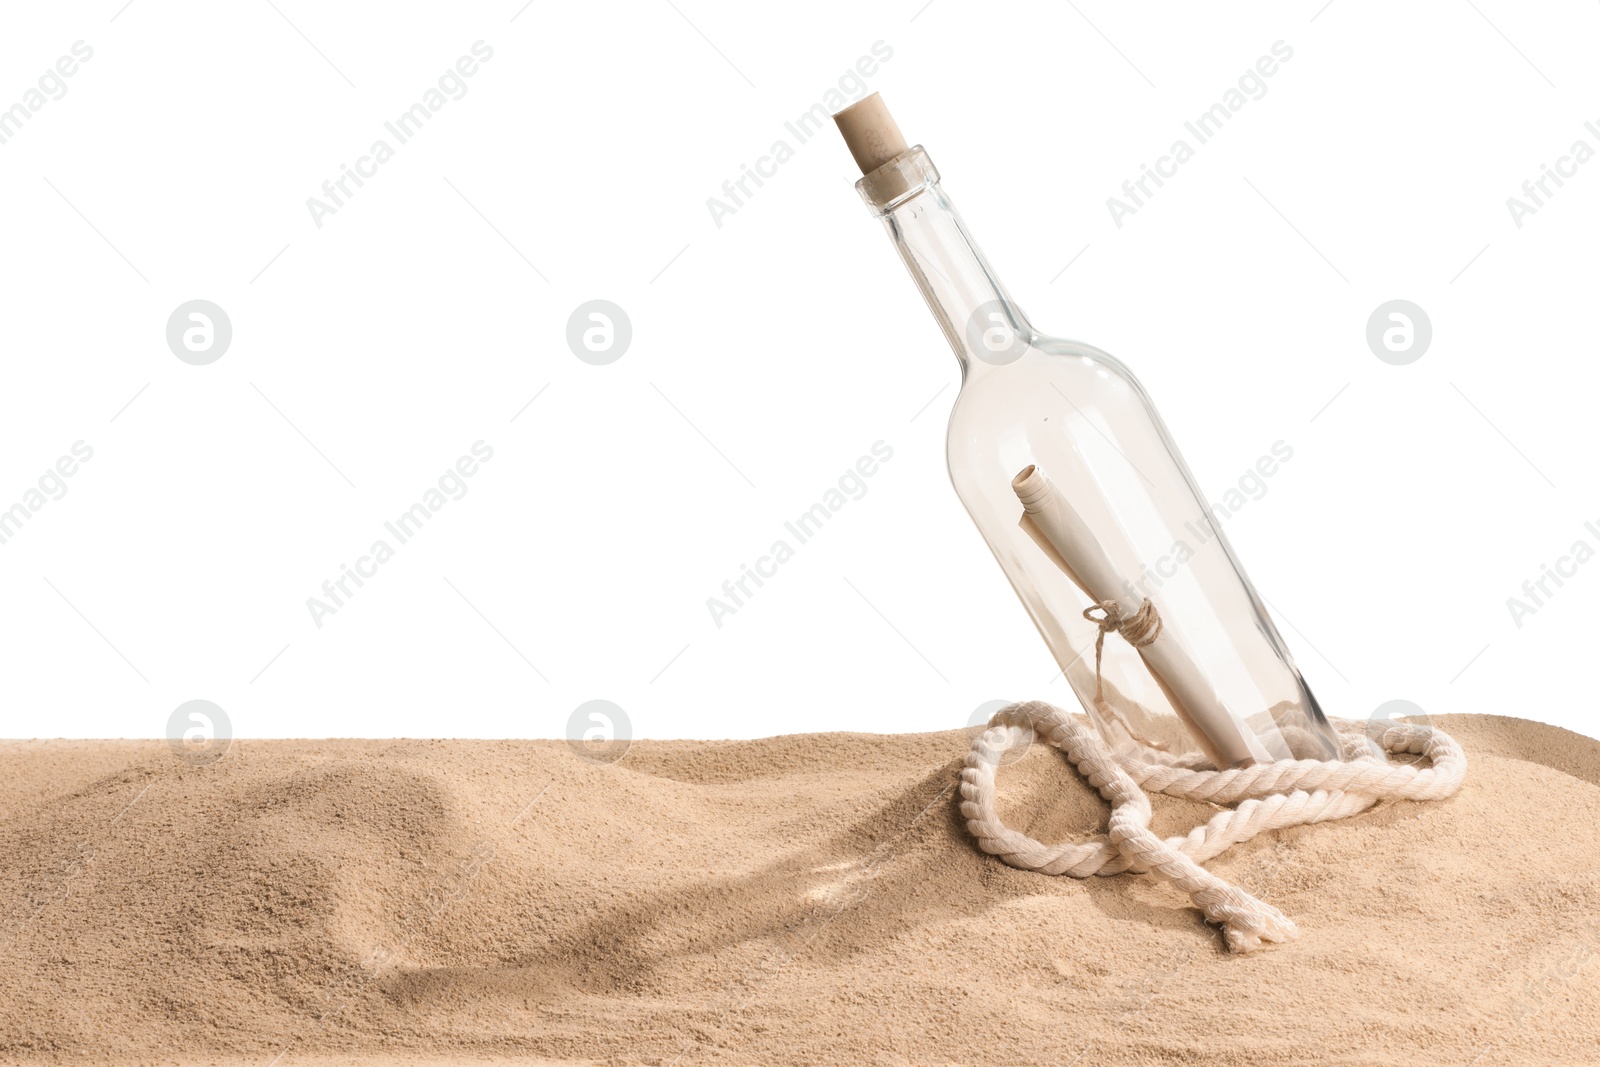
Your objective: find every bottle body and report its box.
[859,148,1343,767]
[947,336,1338,764]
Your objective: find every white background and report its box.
[1,0,1596,741]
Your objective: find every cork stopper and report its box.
[833,93,908,175]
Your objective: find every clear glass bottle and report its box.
[844,122,1345,768]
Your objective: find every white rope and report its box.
[959,700,1467,952]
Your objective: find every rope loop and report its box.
[959,700,1466,952]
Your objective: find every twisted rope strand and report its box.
[959,700,1467,952]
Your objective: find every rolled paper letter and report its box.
[1012,464,1272,768]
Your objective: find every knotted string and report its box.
[1081,599,1169,752]
[1082,599,1162,701]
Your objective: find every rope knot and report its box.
[1082,598,1162,648]
[1080,599,1167,752]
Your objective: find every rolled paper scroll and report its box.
[1012,464,1272,768]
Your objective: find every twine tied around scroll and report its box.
[1083,599,1162,700]
[1081,598,1170,752]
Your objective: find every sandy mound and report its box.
[1,715,1598,1066]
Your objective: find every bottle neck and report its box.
[858,147,1031,376]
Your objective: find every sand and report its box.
[1,714,1598,1066]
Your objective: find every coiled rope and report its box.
[959,699,1466,952]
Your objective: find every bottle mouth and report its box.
[854,146,940,216]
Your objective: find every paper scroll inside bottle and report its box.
[1011,464,1272,768]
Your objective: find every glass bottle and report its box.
[836,96,1345,768]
